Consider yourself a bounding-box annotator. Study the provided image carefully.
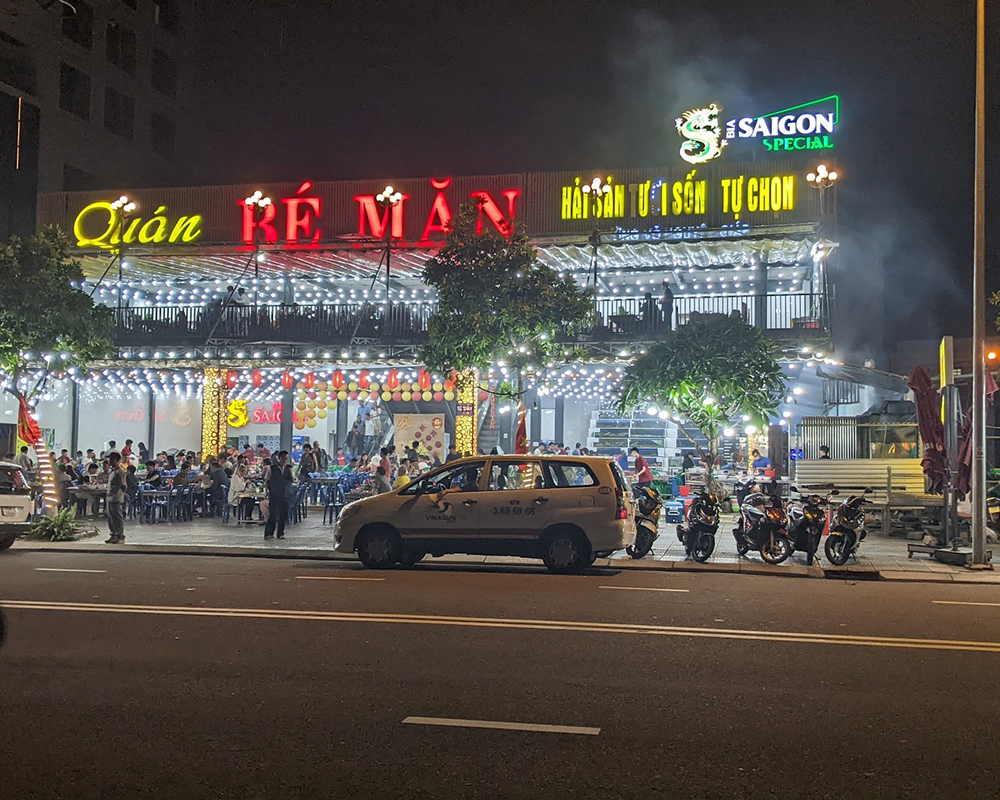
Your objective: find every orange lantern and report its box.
[226,370,238,389]
[332,369,344,390]
[304,372,315,389]
[418,368,431,391]
[358,369,370,390]
[281,371,295,391]
[387,368,400,390]
[251,369,263,388]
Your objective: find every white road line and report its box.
[294,576,385,582]
[402,716,600,736]
[599,586,689,593]
[933,600,1000,608]
[34,568,107,574]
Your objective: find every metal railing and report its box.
[112,293,828,346]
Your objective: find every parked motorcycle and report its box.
[825,489,872,566]
[627,485,663,558]
[677,489,721,563]
[733,477,792,565]
[786,486,838,566]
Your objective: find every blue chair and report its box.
[323,484,345,524]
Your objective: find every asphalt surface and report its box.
[2,550,999,800]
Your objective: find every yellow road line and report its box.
[294,576,385,582]
[4,599,1000,654]
[932,600,1000,608]
[598,586,689,593]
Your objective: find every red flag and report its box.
[17,396,41,445]
[514,403,528,454]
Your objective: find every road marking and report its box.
[5,600,1000,654]
[599,586,689,593]
[402,716,600,736]
[33,568,107,574]
[933,600,1000,608]
[295,576,385,582]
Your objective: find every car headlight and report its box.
[339,503,361,521]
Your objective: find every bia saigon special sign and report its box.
[675,95,840,164]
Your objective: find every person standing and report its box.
[264,452,292,540]
[630,446,654,488]
[105,452,128,544]
[298,442,319,503]
[660,278,675,331]
[15,446,33,474]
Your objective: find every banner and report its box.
[393,414,446,462]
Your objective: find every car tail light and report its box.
[615,488,628,519]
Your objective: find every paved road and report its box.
[2,550,999,799]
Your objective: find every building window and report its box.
[58,63,91,121]
[104,87,134,140]
[150,48,177,97]
[153,0,178,34]
[150,112,174,159]
[106,23,137,75]
[63,163,102,191]
[62,0,94,49]
[0,27,36,94]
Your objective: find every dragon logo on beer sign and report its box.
[675,104,727,165]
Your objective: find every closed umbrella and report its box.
[907,365,946,494]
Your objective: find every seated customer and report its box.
[144,461,162,487]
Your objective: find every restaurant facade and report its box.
[19,95,872,463]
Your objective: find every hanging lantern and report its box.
[304,372,315,389]
[418,368,431,391]
[444,369,456,392]
[358,369,370,390]
[226,370,238,389]
[251,369,263,389]
[387,368,400,390]
[332,369,344,390]
[281,371,295,391]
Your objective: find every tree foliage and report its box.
[619,313,785,476]
[420,203,593,395]
[0,226,113,399]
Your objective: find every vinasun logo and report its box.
[675,95,839,164]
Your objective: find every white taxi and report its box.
[334,455,635,573]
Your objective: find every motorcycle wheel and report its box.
[627,527,656,559]
[691,532,715,563]
[760,533,791,565]
[734,532,750,556]
[806,531,821,566]
[825,533,851,566]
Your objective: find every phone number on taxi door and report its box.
[492,506,535,515]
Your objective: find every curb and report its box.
[11,541,999,583]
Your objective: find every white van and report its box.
[334,455,635,573]
[0,462,33,551]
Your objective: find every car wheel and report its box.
[542,528,589,574]
[0,536,14,551]
[356,526,400,569]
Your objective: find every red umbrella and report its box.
[907,365,946,494]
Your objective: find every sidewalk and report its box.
[10,512,1000,584]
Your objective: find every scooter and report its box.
[627,485,662,559]
[786,486,838,566]
[733,477,792,565]
[677,489,721,563]
[824,489,872,566]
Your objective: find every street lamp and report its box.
[377,185,402,303]
[806,164,839,214]
[109,195,136,316]
[243,191,272,309]
[583,177,611,311]
[805,165,840,337]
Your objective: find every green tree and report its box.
[420,203,593,397]
[618,312,785,482]
[0,226,113,403]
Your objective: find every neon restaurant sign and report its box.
[675,95,840,164]
[73,202,204,249]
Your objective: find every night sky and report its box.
[181,0,997,353]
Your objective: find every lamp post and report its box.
[806,165,840,336]
[243,190,272,311]
[109,195,135,317]
[583,177,610,314]
[376,185,402,304]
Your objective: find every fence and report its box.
[796,417,920,460]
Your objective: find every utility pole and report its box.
[971,0,989,566]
